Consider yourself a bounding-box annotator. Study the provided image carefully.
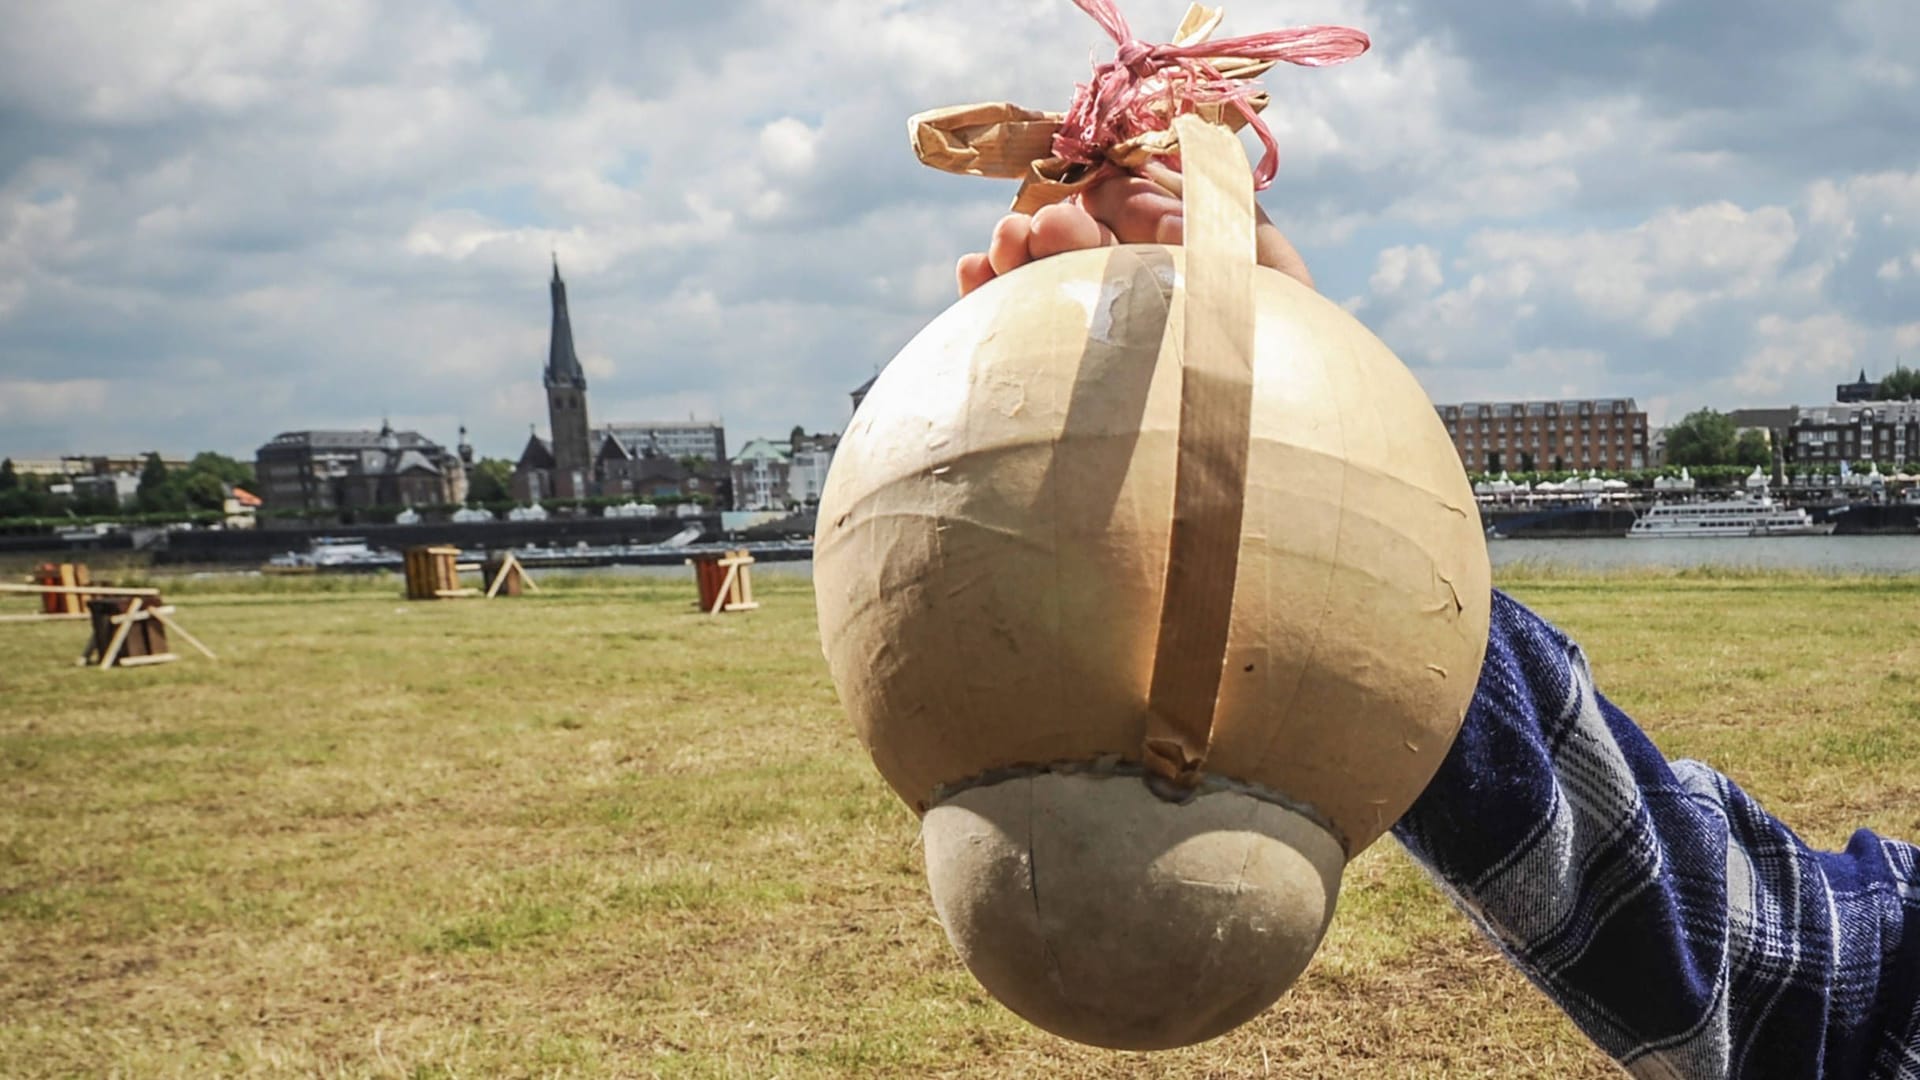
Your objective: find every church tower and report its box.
[544,256,594,498]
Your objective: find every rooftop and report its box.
[264,429,444,451]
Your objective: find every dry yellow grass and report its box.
[2,568,1916,1077]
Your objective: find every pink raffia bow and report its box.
[1054,0,1369,191]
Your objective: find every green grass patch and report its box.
[0,569,1912,1076]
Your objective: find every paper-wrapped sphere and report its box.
[814,243,1490,1049]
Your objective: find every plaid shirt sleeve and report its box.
[1392,590,1920,1078]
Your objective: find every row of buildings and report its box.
[249,420,843,517]
[4,453,190,506]
[241,259,848,517]
[183,266,1920,517]
[1442,372,1917,477]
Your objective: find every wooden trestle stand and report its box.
[403,546,537,600]
[689,550,758,616]
[0,581,217,670]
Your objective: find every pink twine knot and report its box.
[1115,38,1156,77]
[1053,0,1369,192]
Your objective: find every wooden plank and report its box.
[0,613,90,624]
[433,588,480,598]
[709,562,738,616]
[58,563,85,615]
[96,598,141,670]
[0,584,160,598]
[115,653,179,668]
[147,609,217,660]
[485,553,535,599]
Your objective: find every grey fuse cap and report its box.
[922,770,1345,1051]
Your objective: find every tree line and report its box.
[0,452,254,521]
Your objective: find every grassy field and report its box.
[4,566,1919,1077]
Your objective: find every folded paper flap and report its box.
[1173,2,1222,44]
[911,103,1064,180]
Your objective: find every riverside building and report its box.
[1435,399,1650,474]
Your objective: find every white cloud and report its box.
[0,378,111,420]
[0,0,1915,460]
[758,118,820,176]
[1875,252,1920,281]
[1732,314,1862,396]
[1369,244,1444,299]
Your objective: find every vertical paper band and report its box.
[1142,115,1257,787]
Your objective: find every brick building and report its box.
[1787,402,1920,467]
[1435,398,1650,474]
[255,423,470,512]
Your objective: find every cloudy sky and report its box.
[2,0,1916,461]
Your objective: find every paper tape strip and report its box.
[1142,115,1256,787]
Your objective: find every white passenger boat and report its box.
[265,536,403,570]
[1626,494,1836,538]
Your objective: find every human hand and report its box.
[955,162,1315,298]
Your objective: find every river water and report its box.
[1486,535,1920,574]
[595,535,1920,579]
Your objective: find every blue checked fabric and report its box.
[1392,590,1920,1078]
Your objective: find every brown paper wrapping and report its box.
[816,124,1490,853]
[817,6,1488,857]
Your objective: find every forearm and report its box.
[1392,590,1920,1077]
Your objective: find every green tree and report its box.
[180,472,227,511]
[0,472,52,519]
[187,451,254,488]
[0,458,16,491]
[135,452,185,513]
[1664,409,1738,466]
[468,458,514,504]
[70,489,120,517]
[1876,366,1920,400]
[1734,429,1771,467]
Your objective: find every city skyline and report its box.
[2,1,1916,460]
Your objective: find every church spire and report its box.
[546,256,587,390]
